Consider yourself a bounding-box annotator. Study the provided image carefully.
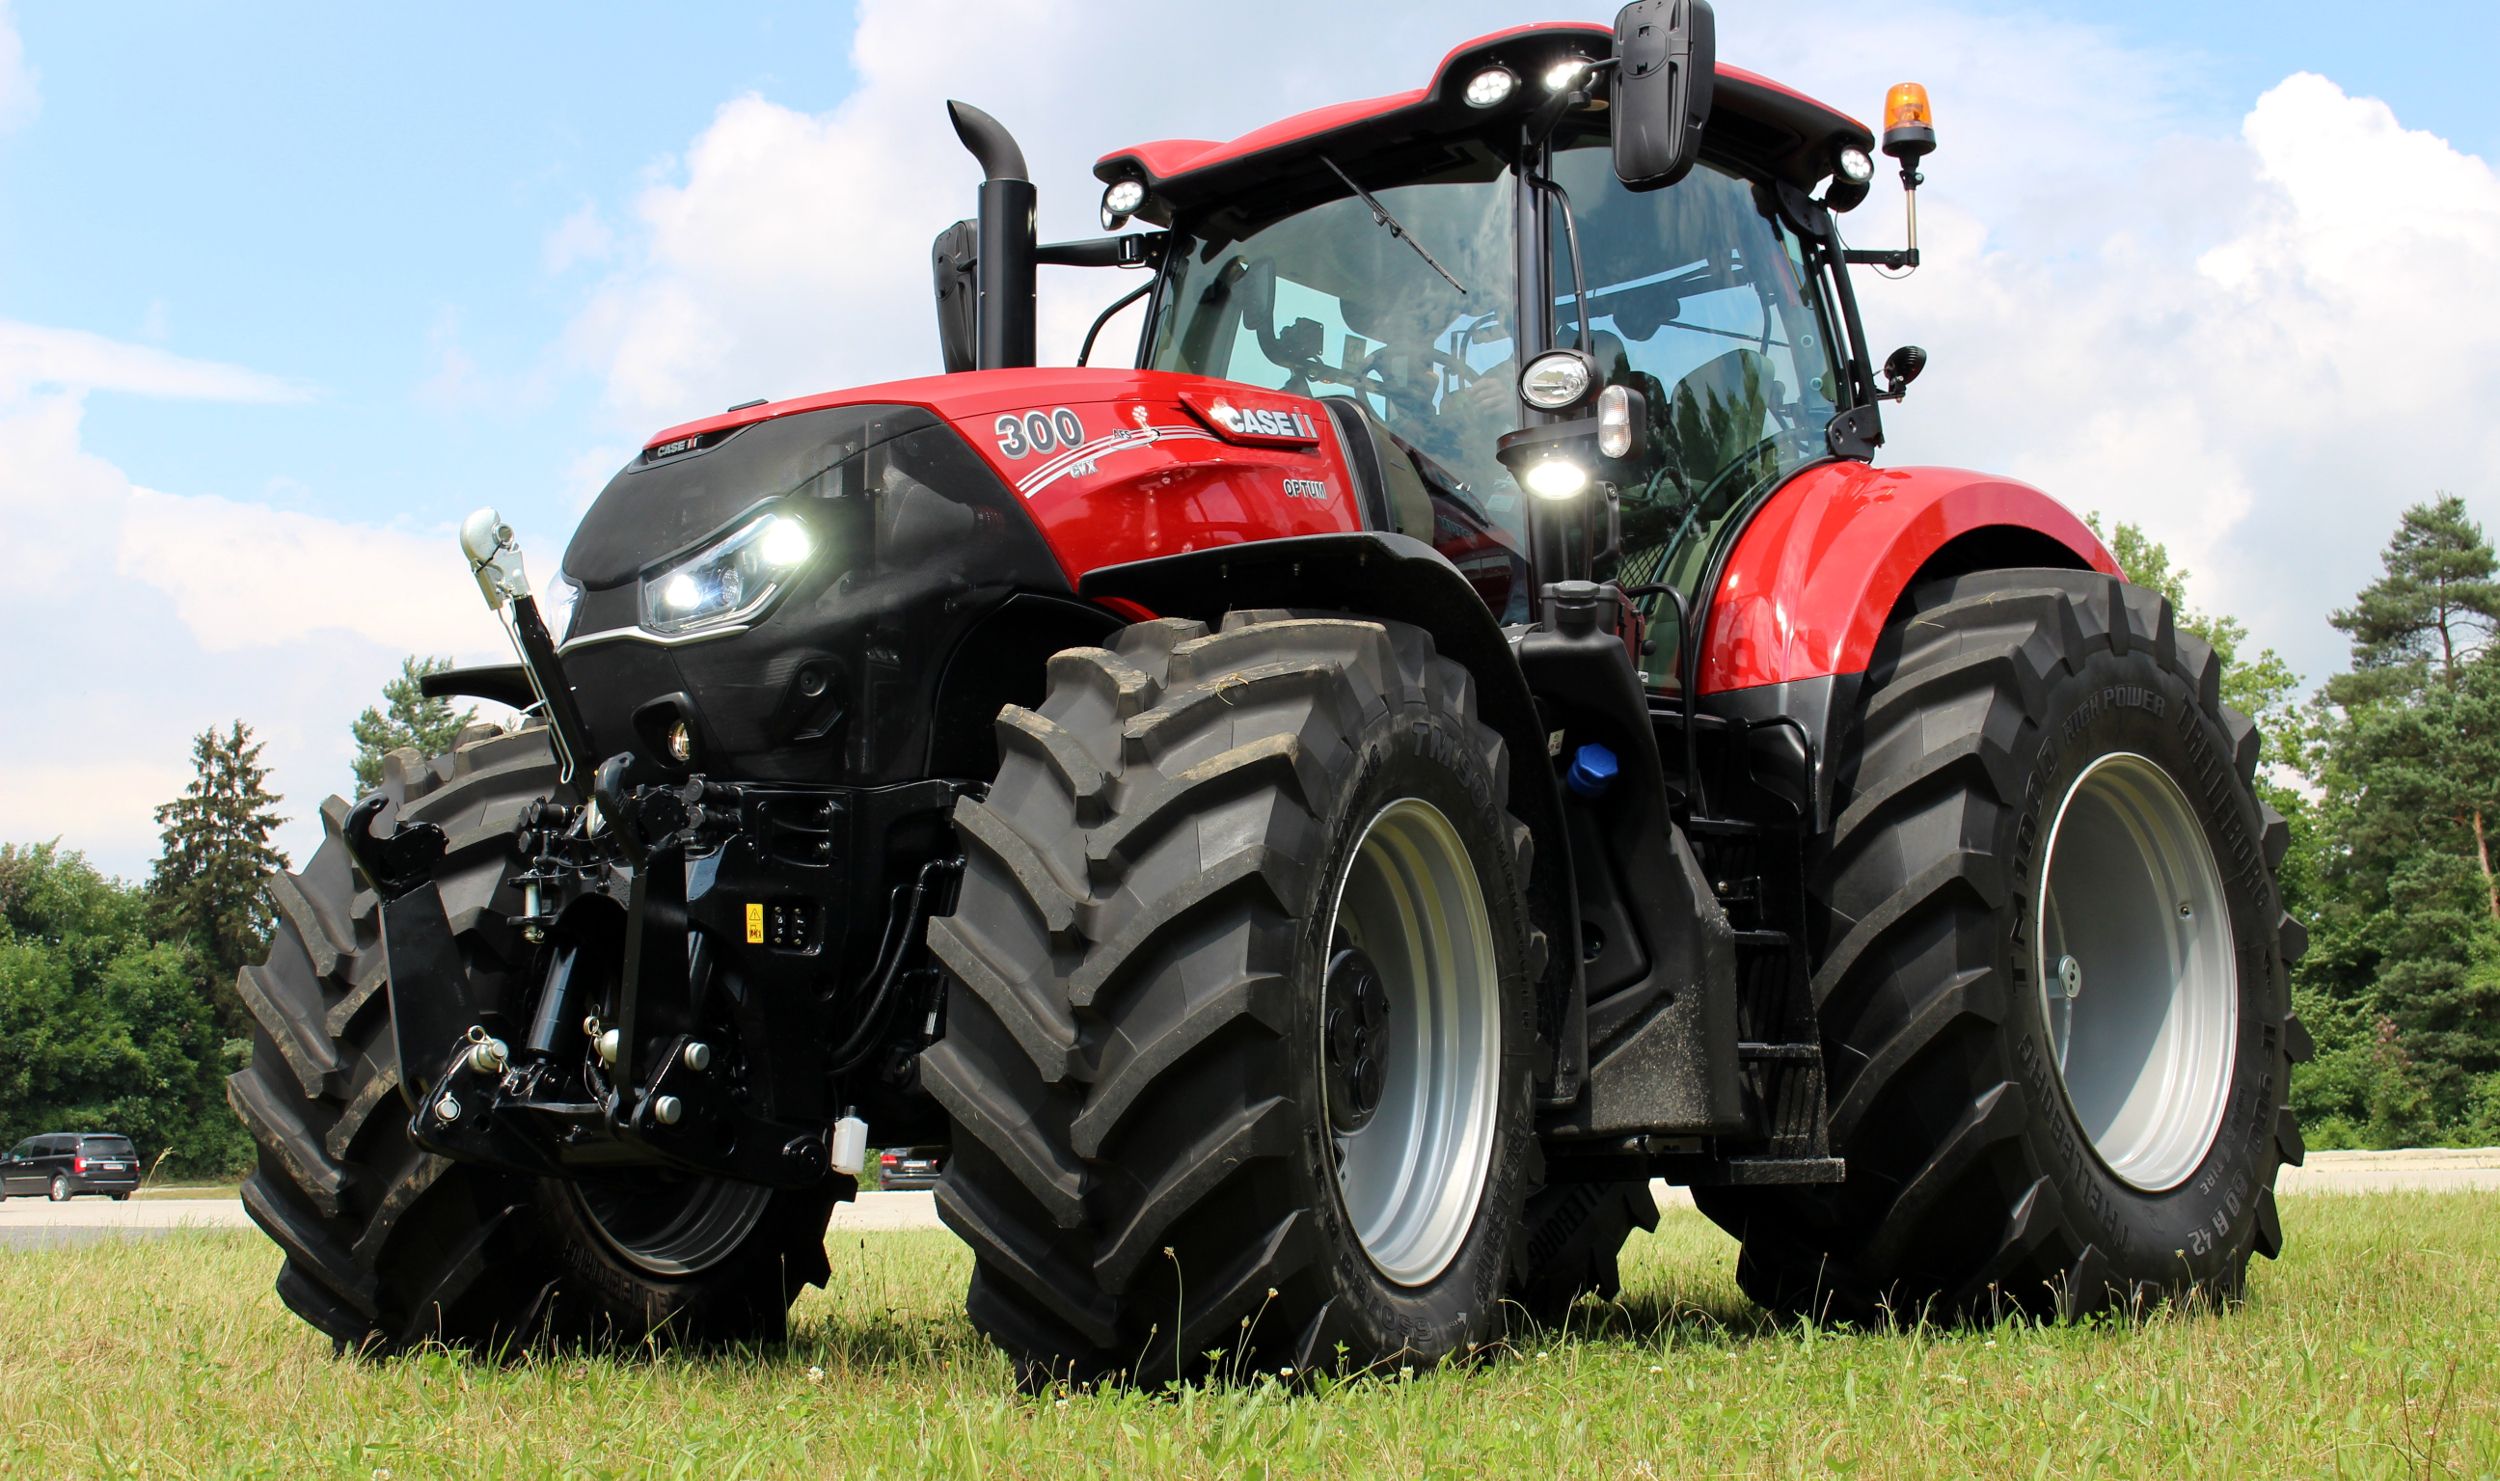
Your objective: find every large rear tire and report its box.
[1697,571,2309,1324]
[227,727,844,1355]
[926,614,1543,1384]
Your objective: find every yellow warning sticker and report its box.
[745,902,765,944]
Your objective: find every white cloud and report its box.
[0,329,508,877]
[0,760,190,864]
[1861,68,2500,680]
[0,320,306,402]
[543,201,614,275]
[563,1,1570,431]
[115,486,507,656]
[0,2,35,136]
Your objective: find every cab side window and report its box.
[1547,143,1846,686]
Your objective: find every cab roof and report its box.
[1095,23,1872,221]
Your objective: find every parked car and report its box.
[0,1133,142,1201]
[875,1148,943,1192]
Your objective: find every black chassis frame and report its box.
[389,84,1897,1194]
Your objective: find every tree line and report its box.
[0,666,474,1178]
[0,501,2490,1174]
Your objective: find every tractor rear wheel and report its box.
[1696,571,2308,1324]
[226,726,843,1355]
[925,613,1542,1384]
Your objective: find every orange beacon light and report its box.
[1882,82,1936,162]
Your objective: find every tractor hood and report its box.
[549,367,1370,792]
[564,368,1367,601]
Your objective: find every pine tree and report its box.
[150,721,288,1037]
[350,655,476,792]
[2329,496,2500,921]
[2331,493,2499,689]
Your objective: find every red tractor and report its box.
[231,5,2305,1382]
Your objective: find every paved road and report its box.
[5,1151,2493,1251]
[0,1189,943,1251]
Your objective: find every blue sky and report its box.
[2,1,2494,875]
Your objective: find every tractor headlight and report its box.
[1519,349,1596,410]
[639,510,815,637]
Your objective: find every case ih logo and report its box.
[1179,389,1324,448]
[1211,402,1315,440]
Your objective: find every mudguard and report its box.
[1698,463,2117,695]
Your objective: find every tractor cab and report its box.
[1051,19,1888,679]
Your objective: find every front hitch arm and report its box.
[343,795,487,1113]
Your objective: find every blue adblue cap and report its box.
[1565,743,1619,800]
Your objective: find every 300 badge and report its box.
[993,407,1085,459]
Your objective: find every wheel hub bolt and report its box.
[2057,954,2083,1000]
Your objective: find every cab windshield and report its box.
[1146,145,1524,537]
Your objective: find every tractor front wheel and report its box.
[1697,571,2308,1324]
[226,727,843,1355]
[926,613,1543,1384]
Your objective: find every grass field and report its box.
[2,1194,2492,1477]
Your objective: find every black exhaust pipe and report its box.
[947,101,1037,370]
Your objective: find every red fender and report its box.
[1696,463,2118,695]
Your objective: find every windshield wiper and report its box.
[1321,155,1466,297]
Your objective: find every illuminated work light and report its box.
[1523,456,1590,500]
[1464,67,1517,108]
[1101,178,1146,228]
[1544,57,1590,93]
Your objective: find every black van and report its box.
[0,1133,141,1201]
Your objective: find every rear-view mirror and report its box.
[1611,0,1716,192]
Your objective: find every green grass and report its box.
[3,1194,2493,1478]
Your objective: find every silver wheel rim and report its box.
[571,1176,772,1277]
[2036,752,2238,1192]
[1321,797,1502,1286]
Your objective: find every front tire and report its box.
[49,1176,68,1203]
[226,727,844,1355]
[926,614,1542,1384]
[1697,571,2308,1323]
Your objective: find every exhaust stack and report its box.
[946,101,1037,370]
